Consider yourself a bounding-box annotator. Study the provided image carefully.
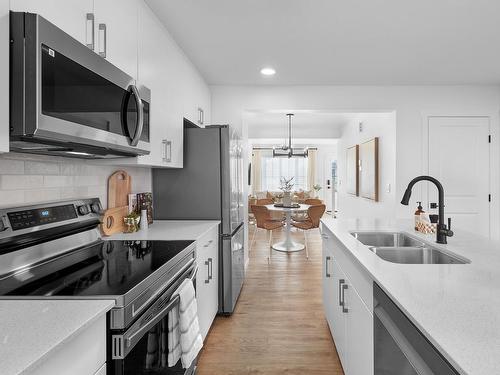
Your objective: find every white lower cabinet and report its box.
[344,280,373,375]
[322,240,335,329]
[322,225,374,375]
[331,259,348,367]
[94,363,107,375]
[196,226,219,340]
[34,314,107,375]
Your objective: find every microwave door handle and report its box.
[129,85,144,147]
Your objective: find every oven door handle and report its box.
[124,294,180,349]
[189,264,198,281]
[112,263,198,359]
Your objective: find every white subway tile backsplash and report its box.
[43,176,74,188]
[0,156,152,209]
[0,159,24,175]
[25,161,60,175]
[73,175,100,187]
[0,175,44,190]
[0,190,25,207]
[24,188,61,203]
[59,186,89,200]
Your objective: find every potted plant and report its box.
[279,177,294,207]
[313,184,322,198]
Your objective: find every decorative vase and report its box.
[283,191,292,207]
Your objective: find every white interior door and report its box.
[428,116,490,238]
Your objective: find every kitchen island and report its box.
[321,217,500,375]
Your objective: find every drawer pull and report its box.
[338,279,345,306]
[325,256,331,278]
[341,284,348,313]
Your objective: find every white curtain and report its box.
[307,149,317,192]
[251,150,262,194]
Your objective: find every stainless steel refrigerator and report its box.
[152,124,244,314]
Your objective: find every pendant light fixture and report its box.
[273,113,309,158]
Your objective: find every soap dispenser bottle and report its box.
[414,201,424,230]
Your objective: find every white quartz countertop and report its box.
[321,218,500,375]
[106,220,220,241]
[0,299,114,375]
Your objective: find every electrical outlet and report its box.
[386,183,391,193]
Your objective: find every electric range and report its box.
[0,198,198,374]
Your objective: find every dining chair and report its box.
[256,198,283,221]
[256,198,274,205]
[304,198,323,205]
[251,205,284,262]
[291,204,326,259]
[248,197,258,240]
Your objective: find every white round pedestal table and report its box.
[265,204,311,253]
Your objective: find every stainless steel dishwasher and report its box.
[374,283,459,375]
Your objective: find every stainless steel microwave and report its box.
[10,12,151,158]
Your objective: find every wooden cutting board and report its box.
[108,170,131,209]
[101,206,128,236]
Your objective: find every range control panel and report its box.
[7,204,77,231]
[0,198,101,235]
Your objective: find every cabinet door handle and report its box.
[86,13,95,50]
[338,279,345,306]
[342,284,348,313]
[325,256,331,278]
[208,258,213,280]
[162,140,172,163]
[98,23,107,58]
[198,107,204,125]
[204,259,210,284]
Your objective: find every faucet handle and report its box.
[447,217,454,237]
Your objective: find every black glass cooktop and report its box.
[0,240,194,297]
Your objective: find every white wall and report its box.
[212,85,500,239]
[0,153,151,209]
[337,113,396,219]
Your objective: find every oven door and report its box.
[11,12,150,156]
[109,263,198,375]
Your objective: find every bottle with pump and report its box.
[414,201,424,230]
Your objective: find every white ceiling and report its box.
[245,111,352,139]
[146,0,500,85]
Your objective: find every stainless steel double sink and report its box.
[350,231,470,264]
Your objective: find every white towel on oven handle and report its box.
[167,277,203,368]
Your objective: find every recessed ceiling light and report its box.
[260,67,276,76]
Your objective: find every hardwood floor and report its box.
[197,224,345,375]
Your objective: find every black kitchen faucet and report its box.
[401,175,454,244]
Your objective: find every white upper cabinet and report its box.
[8,0,211,167]
[93,0,138,79]
[10,0,94,46]
[0,0,8,153]
[12,0,138,79]
[182,71,211,128]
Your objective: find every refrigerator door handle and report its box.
[222,222,244,239]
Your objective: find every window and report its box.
[261,154,308,191]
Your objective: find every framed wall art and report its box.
[346,145,359,196]
[359,137,379,201]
